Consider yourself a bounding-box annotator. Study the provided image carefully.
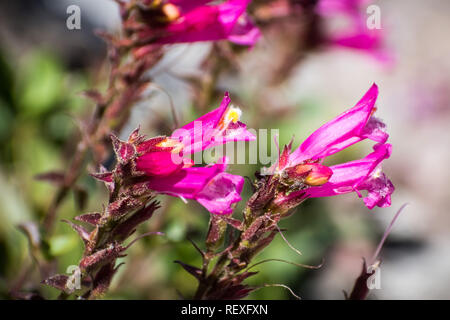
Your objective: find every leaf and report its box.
[17,221,41,250]
[110,134,136,163]
[112,201,159,241]
[107,197,142,220]
[127,126,146,145]
[90,166,114,193]
[80,90,104,105]
[42,274,69,291]
[174,261,202,281]
[79,243,125,271]
[62,219,90,247]
[17,51,64,116]
[279,137,294,167]
[48,234,79,256]
[89,262,124,299]
[222,217,243,230]
[34,171,65,185]
[74,212,102,226]
[90,166,113,183]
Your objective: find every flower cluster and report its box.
[272,83,394,212]
[136,83,393,218]
[117,0,260,58]
[135,92,255,215]
[173,84,394,300]
[39,0,397,301]
[43,83,394,299]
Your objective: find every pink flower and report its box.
[280,143,394,209]
[135,92,255,214]
[138,0,260,46]
[317,0,392,63]
[288,84,387,165]
[146,158,244,215]
[317,0,368,16]
[171,92,255,154]
[275,83,394,209]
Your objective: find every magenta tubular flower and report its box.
[135,93,255,214]
[171,92,255,154]
[304,143,394,209]
[317,0,392,63]
[317,0,367,17]
[280,143,394,210]
[146,158,244,215]
[288,83,387,165]
[139,0,261,46]
[329,24,391,64]
[276,83,394,209]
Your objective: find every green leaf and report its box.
[16,51,64,116]
[49,234,79,256]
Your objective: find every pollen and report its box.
[157,138,184,153]
[162,3,180,22]
[226,107,242,124]
[372,166,383,179]
[218,105,242,129]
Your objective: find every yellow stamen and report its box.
[156,138,184,153]
[218,105,242,129]
[162,3,180,22]
[227,108,241,123]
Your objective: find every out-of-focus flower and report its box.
[134,92,255,214]
[317,0,366,16]
[274,83,393,209]
[317,0,392,63]
[135,0,261,46]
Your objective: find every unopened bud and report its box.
[287,163,333,186]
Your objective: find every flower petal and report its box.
[156,0,256,45]
[168,0,211,14]
[317,0,366,16]
[136,151,183,176]
[146,157,244,214]
[289,83,381,165]
[171,92,255,154]
[146,162,226,199]
[196,172,244,215]
[359,170,394,209]
[304,143,394,209]
[227,13,261,45]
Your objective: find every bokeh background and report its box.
[1,0,449,299]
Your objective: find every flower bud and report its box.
[287,163,333,186]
